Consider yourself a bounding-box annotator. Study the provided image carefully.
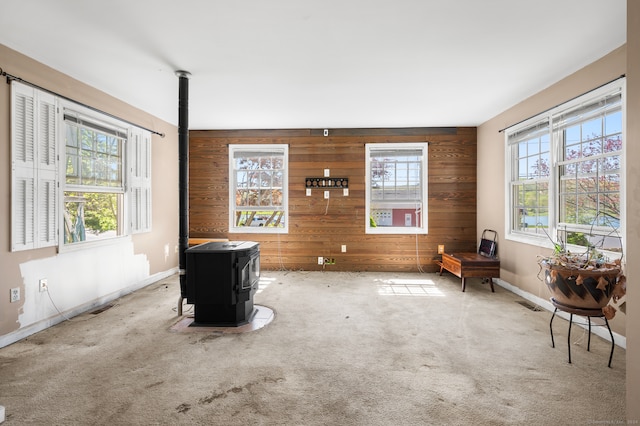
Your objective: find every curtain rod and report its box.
[498,74,626,134]
[1,66,165,138]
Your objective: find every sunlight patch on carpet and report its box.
[376,278,445,297]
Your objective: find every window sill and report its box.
[57,235,132,254]
[366,227,428,235]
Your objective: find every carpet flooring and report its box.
[0,271,626,425]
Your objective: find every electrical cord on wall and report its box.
[414,205,425,273]
[44,287,74,322]
[415,233,425,273]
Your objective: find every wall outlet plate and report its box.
[10,288,20,303]
[318,256,324,265]
[341,245,347,253]
[324,191,329,199]
[39,279,48,292]
[438,245,445,254]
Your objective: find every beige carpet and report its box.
[0,271,626,425]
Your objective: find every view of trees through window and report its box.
[231,147,287,231]
[63,192,121,243]
[510,88,623,253]
[64,118,124,243]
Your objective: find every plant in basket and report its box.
[537,218,626,320]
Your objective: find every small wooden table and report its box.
[437,252,500,292]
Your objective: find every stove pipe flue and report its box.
[176,70,191,303]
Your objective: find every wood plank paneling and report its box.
[189,127,477,272]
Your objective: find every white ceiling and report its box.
[0,1,626,130]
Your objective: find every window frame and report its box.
[10,81,152,253]
[505,80,625,255]
[365,142,429,235]
[228,144,289,234]
[61,107,127,246]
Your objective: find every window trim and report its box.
[10,81,152,253]
[228,144,289,234]
[365,142,429,235]
[504,80,626,254]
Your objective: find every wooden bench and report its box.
[436,252,500,292]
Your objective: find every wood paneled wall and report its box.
[189,127,477,272]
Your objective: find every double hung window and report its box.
[63,112,126,243]
[508,120,551,236]
[229,144,288,233]
[10,81,152,251]
[366,143,428,234]
[506,80,624,254]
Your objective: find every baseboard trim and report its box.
[494,278,626,349]
[0,268,178,349]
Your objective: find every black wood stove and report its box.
[185,241,260,326]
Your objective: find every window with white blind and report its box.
[10,81,152,252]
[229,144,288,233]
[506,80,624,254]
[366,143,428,234]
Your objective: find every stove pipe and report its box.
[176,70,191,300]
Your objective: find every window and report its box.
[63,112,126,243]
[508,120,550,236]
[229,144,288,233]
[506,80,624,254]
[10,81,152,252]
[366,143,428,234]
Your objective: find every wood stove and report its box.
[185,241,260,326]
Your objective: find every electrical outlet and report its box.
[39,279,48,292]
[318,256,324,265]
[438,244,445,254]
[324,191,329,199]
[341,245,347,253]
[10,288,20,303]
